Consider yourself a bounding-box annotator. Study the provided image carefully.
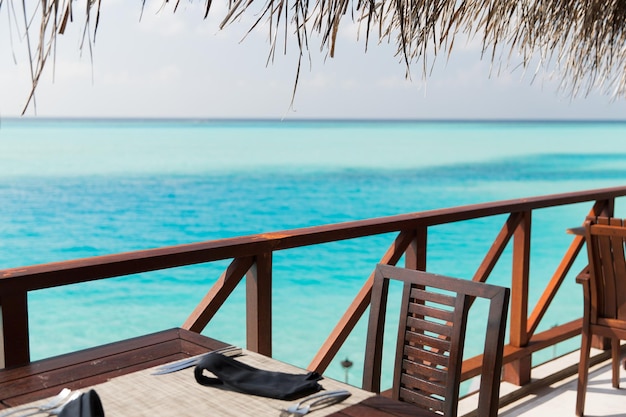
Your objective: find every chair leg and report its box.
[576,330,592,417]
[612,338,621,388]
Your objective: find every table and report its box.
[566,226,585,236]
[0,328,434,416]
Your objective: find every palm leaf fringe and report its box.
[3,0,626,113]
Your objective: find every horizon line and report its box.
[2,116,626,124]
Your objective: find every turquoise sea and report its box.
[2,118,626,387]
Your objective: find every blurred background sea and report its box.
[2,118,626,386]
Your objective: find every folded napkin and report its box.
[194,353,323,400]
[59,390,105,417]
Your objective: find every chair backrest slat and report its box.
[403,343,450,368]
[401,356,448,382]
[362,264,510,417]
[599,217,617,316]
[401,371,447,397]
[407,315,454,338]
[399,385,446,412]
[408,302,455,323]
[411,287,457,307]
[608,219,626,321]
[406,327,452,352]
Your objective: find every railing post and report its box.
[595,198,615,217]
[246,252,272,357]
[0,291,30,368]
[503,210,532,385]
[405,225,427,270]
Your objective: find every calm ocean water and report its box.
[2,118,626,386]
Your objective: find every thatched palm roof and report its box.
[3,0,626,113]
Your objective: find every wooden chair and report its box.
[576,216,626,416]
[362,264,510,417]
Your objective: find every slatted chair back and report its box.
[363,264,510,417]
[585,216,626,323]
[576,216,626,416]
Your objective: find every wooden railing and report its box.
[1,186,626,389]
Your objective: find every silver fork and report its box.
[23,392,82,417]
[0,389,72,417]
[280,390,351,416]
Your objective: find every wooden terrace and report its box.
[2,186,626,415]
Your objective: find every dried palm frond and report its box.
[2,0,626,114]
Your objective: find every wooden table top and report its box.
[0,328,435,416]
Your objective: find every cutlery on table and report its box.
[151,345,242,375]
[20,392,82,417]
[2,391,81,417]
[279,389,351,416]
[0,389,74,417]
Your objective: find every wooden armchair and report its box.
[576,216,626,416]
[362,264,510,417]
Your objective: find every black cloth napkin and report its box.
[59,390,105,417]
[194,353,323,400]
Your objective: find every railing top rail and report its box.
[2,186,625,293]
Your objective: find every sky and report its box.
[2,1,626,120]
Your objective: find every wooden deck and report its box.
[502,351,626,416]
[458,348,626,417]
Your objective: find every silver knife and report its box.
[279,390,352,416]
[151,345,242,375]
